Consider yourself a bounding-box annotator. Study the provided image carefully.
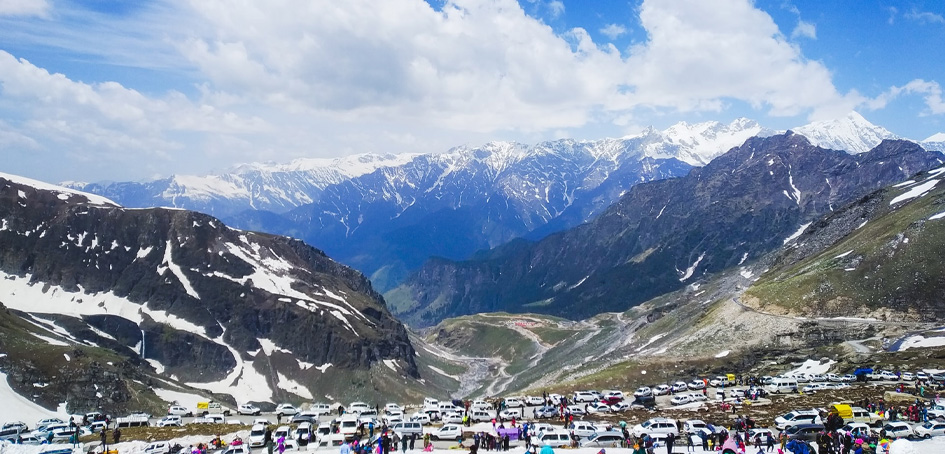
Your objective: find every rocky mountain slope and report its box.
[416,166,945,398]
[389,135,945,327]
[744,163,945,320]
[0,172,443,412]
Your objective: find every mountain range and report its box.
[67,112,941,293]
[386,135,945,326]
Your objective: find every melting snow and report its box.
[383,359,398,372]
[715,350,730,358]
[314,363,332,373]
[678,252,705,282]
[635,333,668,352]
[783,222,812,245]
[739,268,753,279]
[427,366,460,381]
[258,338,294,356]
[889,179,939,205]
[787,359,836,376]
[835,250,854,259]
[63,353,71,362]
[30,333,69,346]
[895,335,945,351]
[893,179,916,188]
[153,387,210,408]
[0,371,68,422]
[159,240,200,299]
[930,211,945,221]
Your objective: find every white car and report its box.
[570,422,599,439]
[633,387,652,397]
[442,411,464,424]
[573,391,597,403]
[587,402,611,413]
[631,418,678,437]
[914,421,945,438]
[688,379,706,390]
[775,410,820,430]
[249,424,268,448]
[156,416,183,427]
[238,404,262,416]
[409,413,431,425]
[384,403,404,414]
[670,395,692,406]
[839,423,872,439]
[671,382,689,392]
[901,372,915,381]
[688,392,707,402]
[883,422,914,438]
[167,405,193,417]
[826,373,843,382]
[275,404,299,416]
[525,396,545,406]
[610,402,631,412]
[349,402,371,414]
[433,424,464,441]
[504,397,525,408]
[221,445,251,454]
[565,405,586,416]
[653,385,671,396]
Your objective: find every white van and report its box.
[766,377,798,394]
[423,397,439,409]
[535,430,572,447]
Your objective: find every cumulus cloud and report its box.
[0,0,48,17]
[600,23,627,40]
[867,79,945,115]
[0,0,940,181]
[791,20,816,39]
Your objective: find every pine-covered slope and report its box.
[389,135,945,326]
[0,172,420,407]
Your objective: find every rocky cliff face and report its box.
[0,173,417,405]
[390,135,945,326]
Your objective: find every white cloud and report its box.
[600,23,627,40]
[868,79,945,115]
[0,0,48,17]
[0,0,937,181]
[547,0,565,18]
[791,20,816,40]
[905,8,945,25]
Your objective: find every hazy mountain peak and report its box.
[925,132,945,142]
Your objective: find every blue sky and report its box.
[0,0,943,182]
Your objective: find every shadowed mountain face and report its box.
[389,135,945,327]
[0,174,417,387]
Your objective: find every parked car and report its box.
[580,431,624,448]
[883,421,915,438]
[310,403,333,416]
[409,413,432,425]
[631,418,678,437]
[238,404,261,416]
[785,424,826,442]
[294,422,312,445]
[610,401,631,412]
[156,416,183,427]
[652,385,671,396]
[914,421,945,438]
[671,382,689,393]
[167,405,193,417]
[775,410,821,430]
[587,402,611,413]
[504,397,524,408]
[432,424,464,441]
[525,396,545,406]
[633,387,652,398]
[671,395,692,406]
[534,406,558,418]
[534,430,572,448]
[275,404,298,417]
[570,422,599,439]
[144,441,173,454]
[220,445,251,454]
[688,379,706,390]
[573,391,597,403]
[249,424,268,448]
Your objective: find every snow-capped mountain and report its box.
[65,153,417,218]
[67,113,936,290]
[923,132,945,152]
[0,172,423,411]
[793,111,900,154]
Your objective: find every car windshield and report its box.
[921,422,934,429]
[641,421,653,428]
[250,429,265,436]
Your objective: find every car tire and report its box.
[925,435,931,439]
